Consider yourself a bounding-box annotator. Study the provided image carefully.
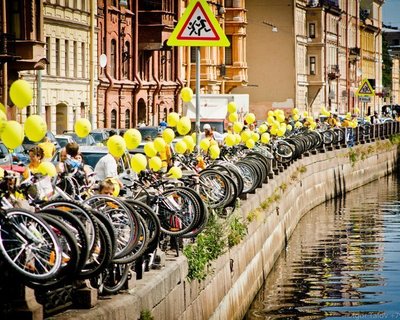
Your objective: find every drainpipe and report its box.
[2,0,8,110]
[104,4,115,128]
[133,0,141,126]
[324,9,328,108]
[89,0,95,126]
[152,51,162,125]
[336,13,342,113]
[374,2,383,114]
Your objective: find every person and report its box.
[94,151,123,189]
[157,133,172,171]
[201,123,224,143]
[57,142,81,174]
[98,178,115,196]
[371,111,380,124]
[327,113,338,127]
[74,152,94,184]
[38,136,56,161]
[23,146,44,180]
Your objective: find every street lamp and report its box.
[263,21,278,32]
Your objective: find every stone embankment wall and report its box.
[55,141,399,320]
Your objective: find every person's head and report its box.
[249,123,255,131]
[66,142,79,157]
[226,123,233,132]
[74,153,84,163]
[60,147,68,162]
[29,146,44,163]
[98,179,115,196]
[203,123,211,133]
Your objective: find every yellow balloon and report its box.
[245,113,256,124]
[0,102,6,114]
[24,115,47,142]
[267,110,274,117]
[130,153,147,173]
[292,108,299,115]
[74,118,92,138]
[209,145,220,159]
[0,109,7,136]
[200,138,210,151]
[240,130,252,142]
[9,79,33,109]
[167,112,180,127]
[175,140,187,154]
[162,128,175,143]
[183,135,194,146]
[293,114,300,121]
[251,132,260,141]
[261,132,270,144]
[287,124,293,131]
[107,135,126,157]
[227,102,237,113]
[144,142,157,157]
[109,178,120,197]
[177,116,191,135]
[276,113,285,123]
[246,139,255,149]
[233,121,243,133]
[149,156,162,172]
[1,121,24,149]
[303,111,308,117]
[37,161,57,177]
[225,133,236,147]
[180,87,193,103]
[153,137,167,153]
[168,166,182,179]
[228,112,238,122]
[235,133,241,144]
[258,124,268,133]
[124,129,142,149]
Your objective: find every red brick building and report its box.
[97,0,182,129]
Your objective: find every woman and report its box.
[23,146,44,180]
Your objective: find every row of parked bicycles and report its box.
[0,122,383,305]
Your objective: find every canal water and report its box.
[245,174,400,320]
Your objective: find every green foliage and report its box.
[228,217,248,248]
[140,309,154,320]
[298,165,307,173]
[389,134,400,145]
[183,216,226,281]
[348,148,358,167]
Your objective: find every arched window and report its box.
[111,109,117,128]
[125,109,131,128]
[111,39,117,78]
[123,41,130,78]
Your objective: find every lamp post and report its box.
[263,21,278,32]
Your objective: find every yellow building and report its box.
[392,58,399,105]
[21,0,98,133]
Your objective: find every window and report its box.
[139,1,162,10]
[74,41,78,77]
[225,0,233,7]
[125,109,131,128]
[309,56,316,75]
[225,35,233,65]
[111,40,117,78]
[65,40,69,77]
[111,110,117,128]
[123,41,130,78]
[309,23,316,38]
[7,0,22,39]
[81,43,86,78]
[56,39,60,76]
[138,51,151,81]
[46,37,51,75]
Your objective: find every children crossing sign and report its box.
[356,79,375,97]
[167,0,230,47]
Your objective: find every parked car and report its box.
[89,129,109,145]
[0,143,26,174]
[62,131,97,146]
[22,131,61,153]
[137,126,161,141]
[55,134,75,148]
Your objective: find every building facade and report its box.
[0,0,46,120]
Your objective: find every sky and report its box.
[382,0,400,28]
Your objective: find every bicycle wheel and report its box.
[0,209,63,282]
[157,188,201,236]
[199,169,231,209]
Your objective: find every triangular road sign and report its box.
[356,79,375,97]
[167,0,230,47]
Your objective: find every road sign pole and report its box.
[196,46,201,154]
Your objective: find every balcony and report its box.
[0,34,19,63]
[307,0,341,15]
[328,64,340,79]
[138,10,175,50]
[349,47,360,62]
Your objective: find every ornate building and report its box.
[0,0,46,120]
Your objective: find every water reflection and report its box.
[245,175,400,319]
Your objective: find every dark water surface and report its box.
[245,174,400,320]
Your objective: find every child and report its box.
[98,178,115,196]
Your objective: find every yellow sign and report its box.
[356,79,375,97]
[167,0,230,47]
